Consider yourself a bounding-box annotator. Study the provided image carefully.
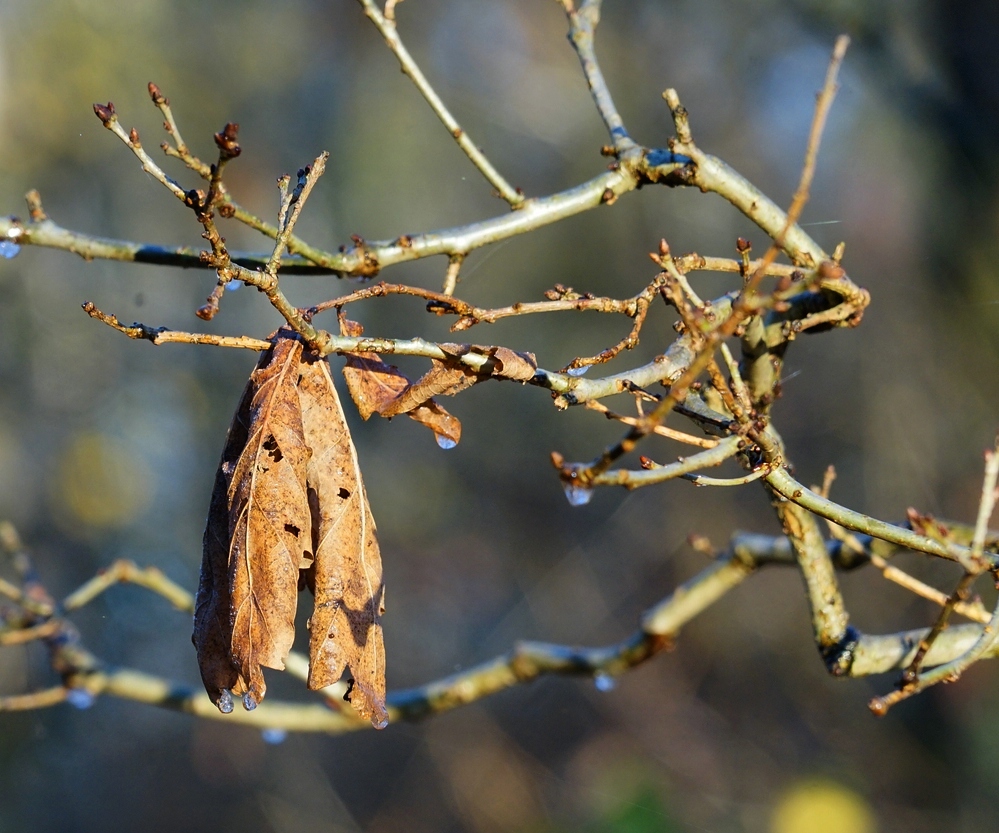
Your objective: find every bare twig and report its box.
[764,461,996,569]
[356,0,524,207]
[82,303,271,350]
[561,0,635,154]
[572,434,743,490]
[583,400,719,449]
[868,553,990,625]
[62,560,195,612]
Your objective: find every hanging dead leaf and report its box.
[379,360,477,416]
[194,336,313,711]
[297,348,388,727]
[406,400,462,449]
[340,316,462,447]
[195,331,389,727]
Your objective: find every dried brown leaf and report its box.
[339,317,462,447]
[437,343,538,382]
[195,336,313,711]
[488,346,538,381]
[380,360,477,416]
[342,353,411,419]
[298,349,388,727]
[407,400,462,447]
[196,333,390,726]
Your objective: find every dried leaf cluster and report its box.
[339,316,537,449]
[194,331,388,727]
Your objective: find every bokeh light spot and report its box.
[53,432,152,530]
[771,780,876,833]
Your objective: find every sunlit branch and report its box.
[356,0,524,207]
[561,0,635,154]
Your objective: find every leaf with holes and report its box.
[298,347,388,727]
[195,335,313,711]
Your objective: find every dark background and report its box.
[1,1,998,830]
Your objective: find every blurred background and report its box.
[1,0,998,830]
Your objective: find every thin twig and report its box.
[82,303,271,350]
[578,434,743,489]
[764,462,996,569]
[584,400,718,449]
[868,553,990,625]
[442,254,464,296]
[356,0,524,207]
[62,560,195,612]
[680,466,771,487]
[561,0,635,153]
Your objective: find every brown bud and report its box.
[736,237,751,253]
[195,302,217,321]
[817,260,845,281]
[128,127,140,147]
[659,239,670,257]
[213,123,241,159]
[148,83,167,105]
[218,203,236,219]
[93,102,116,125]
[868,698,888,718]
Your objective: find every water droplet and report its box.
[217,689,234,714]
[562,482,593,506]
[225,279,243,291]
[593,673,616,692]
[242,692,257,711]
[66,688,95,709]
[261,728,288,745]
[373,716,389,730]
[566,365,589,377]
[0,241,21,259]
[435,433,457,450]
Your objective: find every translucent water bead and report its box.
[562,482,593,506]
[217,689,234,714]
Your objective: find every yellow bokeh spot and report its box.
[771,780,876,833]
[54,433,151,530]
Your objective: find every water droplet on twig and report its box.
[566,365,589,377]
[374,716,390,730]
[66,688,96,709]
[242,692,257,711]
[435,434,457,450]
[225,280,243,291]
[593,673,616,692]
[562,482,593,506]
[0,241,21,259]
[261,728,288,745]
